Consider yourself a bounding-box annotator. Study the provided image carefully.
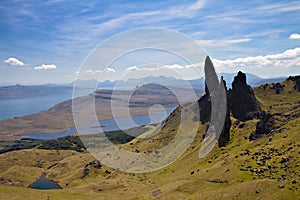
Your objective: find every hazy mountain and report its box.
[95,73,285,91]
[0,73,285,101]
[0,84,73,100]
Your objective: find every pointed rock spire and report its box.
[204,56,219,94]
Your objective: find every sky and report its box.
[0,0,300,84]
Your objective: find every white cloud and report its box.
[77,68,115,74]
[212,47,300,72]
[34,64,57,70]
[4,57,25,66]
[289,33,300,40]
[126,64,193,72]
[126,66,139,71]
[84,69,102,74]
[161,64,185,69]
[104,68,115,72]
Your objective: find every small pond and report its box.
[28,173,62,190]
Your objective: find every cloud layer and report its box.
[126,47,300,75]
[213,47,300,71]
[4,57,25,66]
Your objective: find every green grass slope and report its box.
[0,79,299,200]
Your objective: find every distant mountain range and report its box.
[69,73,285,90]
[72,73,285,90]
[0,73,285,100]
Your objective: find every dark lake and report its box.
[22,107,176,140]
[28,173,61,190]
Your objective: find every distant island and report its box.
[0,84,73,100]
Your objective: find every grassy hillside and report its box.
[0,79,299,199]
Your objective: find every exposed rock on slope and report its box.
[250,76,300,140]
[287,75,300,92]
[250,112,275,140]
[229,71,262,122]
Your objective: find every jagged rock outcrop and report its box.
[249,112,275,140]
[229,71,262,121]
[81,160,102,178]
[270,83,285,94]
[287,75,300,92]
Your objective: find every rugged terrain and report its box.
[0,59,299,199]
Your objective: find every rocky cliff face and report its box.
[229,71,262,122]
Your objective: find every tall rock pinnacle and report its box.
[204,56,219,94]
[199,56,231,148]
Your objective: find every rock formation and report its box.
[249,112,275,140]
[81,160,102,178]
[199,56,221,124]
[287,75,300,92]
[229,71,262,121]
[198,58,267,146]
[198,56,231,147]
[218,77,231,147]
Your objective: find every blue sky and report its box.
[0,0,300,84]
